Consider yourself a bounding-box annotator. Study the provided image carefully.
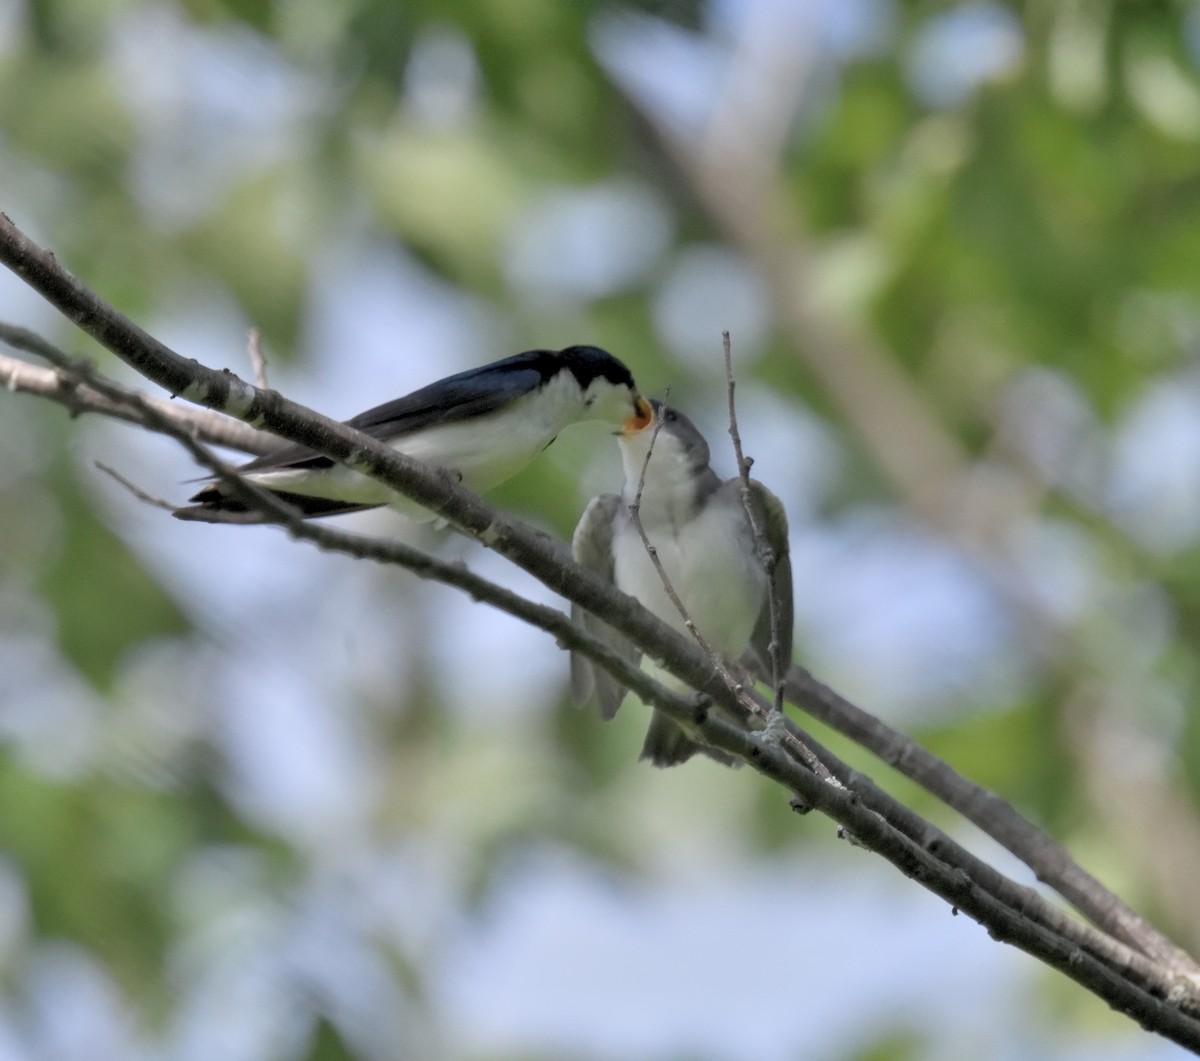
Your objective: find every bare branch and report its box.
[5,215,1200,1044]
[0,325,276,456]
[16,307,1163,1000]
[782,664,1200,979]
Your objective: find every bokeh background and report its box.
[3,0,1200,1058]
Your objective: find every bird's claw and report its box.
[752,711,788,748]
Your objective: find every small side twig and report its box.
[626,392,743,692]
[723,329,787,715]
[37,351,307,526]
[247,328,269,389]
[95,462,176,512]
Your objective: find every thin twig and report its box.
[95,462,176,511]
[247,328,269,389]
[627,391,747,697]
[722,329,787,715]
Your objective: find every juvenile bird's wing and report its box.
[237,361,546,475]
[745,480,793,688]
[570,494,640,719]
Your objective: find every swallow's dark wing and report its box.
[746,480,793,685]
[237,357,548,475]
[346,359,546,436]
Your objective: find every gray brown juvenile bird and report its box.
[570,400,793,765]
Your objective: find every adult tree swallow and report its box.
[174,345,650,523]
[570,400,793,766]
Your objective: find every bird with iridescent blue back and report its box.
[174,345,650,523]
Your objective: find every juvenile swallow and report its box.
[174,345,650,523]
[570,400,793,766]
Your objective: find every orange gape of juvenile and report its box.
[623,396,654,435]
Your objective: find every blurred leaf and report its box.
[0,764,180,994]
[38,461,189,692]
[850,1029,925,1061]
[916,699,1072,827]
[179,170,316,352]
[306,1018,356,1061]
[180,0,274,33]
[0,53,133,176]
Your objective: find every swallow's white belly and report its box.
[247,377,584,515]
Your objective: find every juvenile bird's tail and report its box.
[639,711,737,768]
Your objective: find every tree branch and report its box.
[782,664,1200,978]
[49,335,1200,1046]
[0,326,275,456]
[3,214,1200,1046]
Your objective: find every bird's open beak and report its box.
[620,396,654,436]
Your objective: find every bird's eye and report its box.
[584,397,595,408]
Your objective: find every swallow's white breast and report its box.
[611,494,766,660]
[245,371,587,513]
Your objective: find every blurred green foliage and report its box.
[38,462,189,690]
[4,0,1200,1058]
